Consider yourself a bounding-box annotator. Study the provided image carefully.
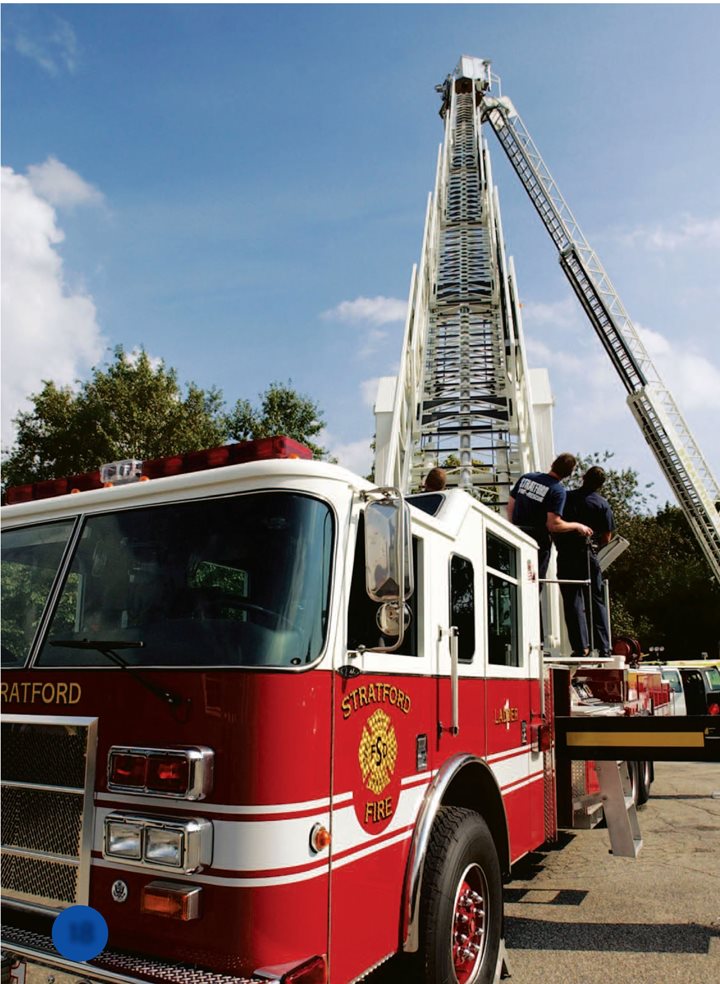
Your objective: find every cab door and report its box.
[484,522,544,861]
[329,508,432,982]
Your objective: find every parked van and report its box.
[656,663,720,716]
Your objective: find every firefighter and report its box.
[423,467,447,492]
[507,453,592,580]
[555,466,615,657]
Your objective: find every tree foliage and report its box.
[2,348,227,487]
[227,380,327,459]
[2,351,328,487]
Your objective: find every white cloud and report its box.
[1,165,106,448]
[322,295,407,326]
[323,433,374,477]
[27,157,104,209]
[360,377,381,408]
[124,348,164,372]
[523,312,720,495]
[637,324,720,411]
[521,297,580,330]
[12,18,78,76]
[358,327,390,360]
[620,215,720,252]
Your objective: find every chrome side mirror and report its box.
[360,490,414,653]
[364,494,413,603]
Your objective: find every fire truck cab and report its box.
[2,438,549,984]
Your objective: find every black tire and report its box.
[636,761,652,806]
[417,806,502,984]
[628,761,640,807]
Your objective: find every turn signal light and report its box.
[146,754,190,794]
[108,746,213,800]
[282,956,327,984]
[109,752,147,788]
[533,723,552,752]
[309,824,331,854]
[141,881,202,921]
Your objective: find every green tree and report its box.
[2,354,330,487]
[569,452,719,657]
[227,381,327,459]
[609,505,720,658]
[2,348,227,487]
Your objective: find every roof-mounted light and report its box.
[4,436,313,505]
[100,459,144,485]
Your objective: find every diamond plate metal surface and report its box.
[543,674,557,842]
[1,925,264,984]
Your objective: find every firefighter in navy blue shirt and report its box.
[507,453,593,580]
[555,466,615,657]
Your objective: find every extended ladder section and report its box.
[374,57,539,504]
[474,71,720,580]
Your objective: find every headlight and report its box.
[103,814,212,873]
[105,819,143,859]
[145,826,184,867]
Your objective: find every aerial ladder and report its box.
[374,58,542,508]
[375,54,720,582]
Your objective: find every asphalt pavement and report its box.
[368,761,720,983]
[503,761,720,983]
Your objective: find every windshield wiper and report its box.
[50,639,185,707]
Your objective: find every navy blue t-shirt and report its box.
[510,472,567,548]
[555,488,615,556]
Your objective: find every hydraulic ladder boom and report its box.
[374,58,541,506]
[375,55,720,581]
[460,56,720,579]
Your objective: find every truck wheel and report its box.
[636,761,652,806]
[628,761,640,806]
[418,806,502,984]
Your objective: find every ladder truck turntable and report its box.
[1,60,718,984]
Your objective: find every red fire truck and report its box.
[1,438,684,984]
[4,49,719,984]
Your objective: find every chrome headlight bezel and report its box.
[103,813,212,873]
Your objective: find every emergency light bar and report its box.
[4,436,313,505]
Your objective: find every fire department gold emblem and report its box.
[358,708,398,795]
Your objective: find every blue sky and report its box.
[2,3,719,506]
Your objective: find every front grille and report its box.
[2,786,83,856]
[2,722,88,787]
[1,854,78,904]
[1,715,97,910]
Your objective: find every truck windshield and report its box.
[1,520,76,666]
[31,492,333,669]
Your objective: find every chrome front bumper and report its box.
[0,926,263,984]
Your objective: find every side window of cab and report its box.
[450,554,475,663]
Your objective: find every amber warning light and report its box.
[5,436,313,505]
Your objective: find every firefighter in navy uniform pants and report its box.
[555,466,615,657]
[507,453,593,580]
